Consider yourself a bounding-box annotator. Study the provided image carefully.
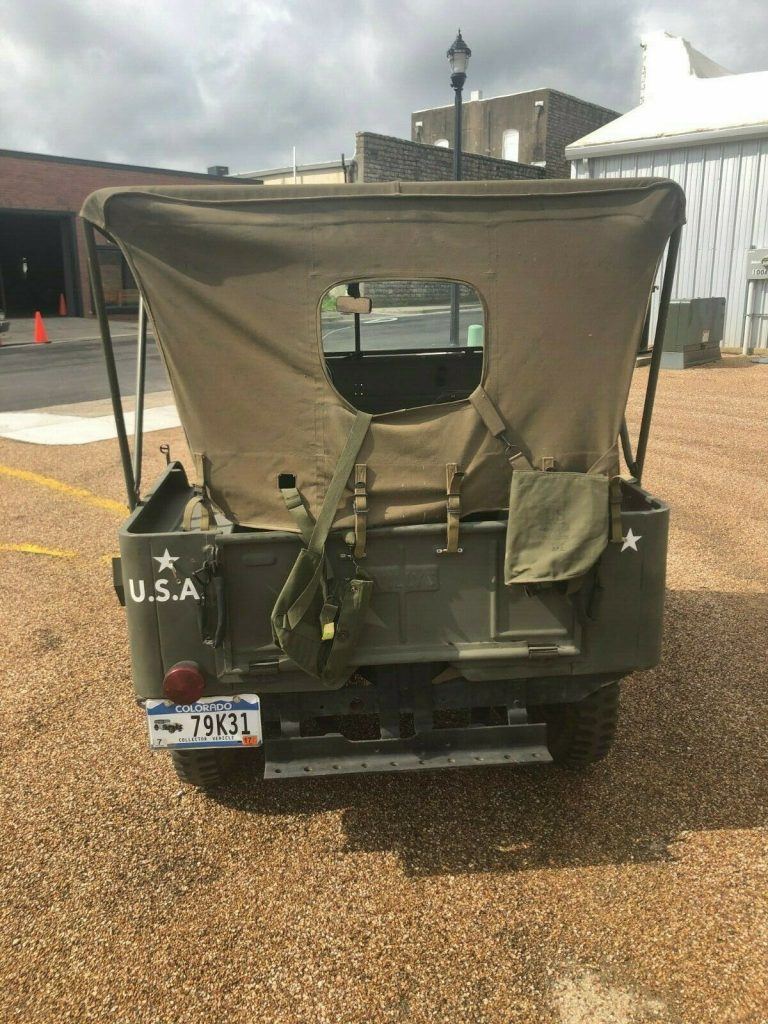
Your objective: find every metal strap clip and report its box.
[500,433,535,471]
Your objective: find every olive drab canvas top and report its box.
[81,179,685,533]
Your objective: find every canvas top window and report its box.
[320,279,485,415]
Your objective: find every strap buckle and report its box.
[501,432,523,461]
[352,464,368,559]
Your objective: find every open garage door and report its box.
[0,211,78,317]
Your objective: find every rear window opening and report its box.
[320,279,485,414]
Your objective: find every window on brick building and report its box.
[95,240,138,312]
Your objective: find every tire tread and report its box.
[171,748,227,789]
[539,681,620,768]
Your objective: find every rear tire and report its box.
[535,681,620,768]
[171,748,229,790]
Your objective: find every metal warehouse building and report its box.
[568,32,768,352]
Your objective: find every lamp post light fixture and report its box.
[447,29,471,181]
[447,29,471,345]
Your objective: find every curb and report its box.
[0,332,140,349]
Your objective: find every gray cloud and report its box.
[0,0,765,173]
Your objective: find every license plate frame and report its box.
[145,694,262,750]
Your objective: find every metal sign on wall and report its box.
[746,249,768,280]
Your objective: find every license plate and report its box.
[145,694,262,750]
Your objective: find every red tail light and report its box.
[162,661,205,702]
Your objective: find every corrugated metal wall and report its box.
[572,138,768,349]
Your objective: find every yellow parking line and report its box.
[0,464,126,514]
[0,543,77,559]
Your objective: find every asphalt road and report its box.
[322,307,484,352]
[0,308,484,411]
[0,336,170,412]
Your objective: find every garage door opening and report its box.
[0,211,76,317]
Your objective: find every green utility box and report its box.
[660,298,725,368]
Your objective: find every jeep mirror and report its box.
[335,296,373,315]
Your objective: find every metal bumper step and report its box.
[263,722,551,779]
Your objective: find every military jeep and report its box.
[81,178,684,788]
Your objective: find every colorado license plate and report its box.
[146,694,262,750]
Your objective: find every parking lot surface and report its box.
[1,359,766,1024]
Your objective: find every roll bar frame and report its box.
[618,226,681,482]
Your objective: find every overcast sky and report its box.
[0,0,765,174]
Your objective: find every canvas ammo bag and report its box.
[504,455,623,586]
[271,411,373,685]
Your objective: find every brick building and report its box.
[240,132,544,187]
[349,131,543,182]
[0,149,246,318]
[412,88,619,178]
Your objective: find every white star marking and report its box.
[153,548,180,573]
[621,528,641,553]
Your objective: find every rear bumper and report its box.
[258,671,629,778]
[264,720,551,778]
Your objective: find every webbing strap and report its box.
[182,493,214,531]
[353,464,368,559]
[445,463,464,554]
[609,476,623,543]
[182,450,216,531]
[308,412,372,557]
[285,555,325,629]
[284,412,372,630]
[193,451,208,489]
[279,482,315,543]
[469,388,535,471]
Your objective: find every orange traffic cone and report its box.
[34,311,50,344]
[58,292,67,316]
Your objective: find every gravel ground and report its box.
[1,358,766,1024]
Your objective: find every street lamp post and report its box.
[447,30,471,345]
[447,29,471,179]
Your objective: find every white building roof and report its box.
[237,158,344,179]
[567,32,768,159]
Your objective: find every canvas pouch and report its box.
[270,549,373,686]
[504,471,610,585]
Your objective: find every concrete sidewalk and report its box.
[0,315,150,347]
[0,389,179,444]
